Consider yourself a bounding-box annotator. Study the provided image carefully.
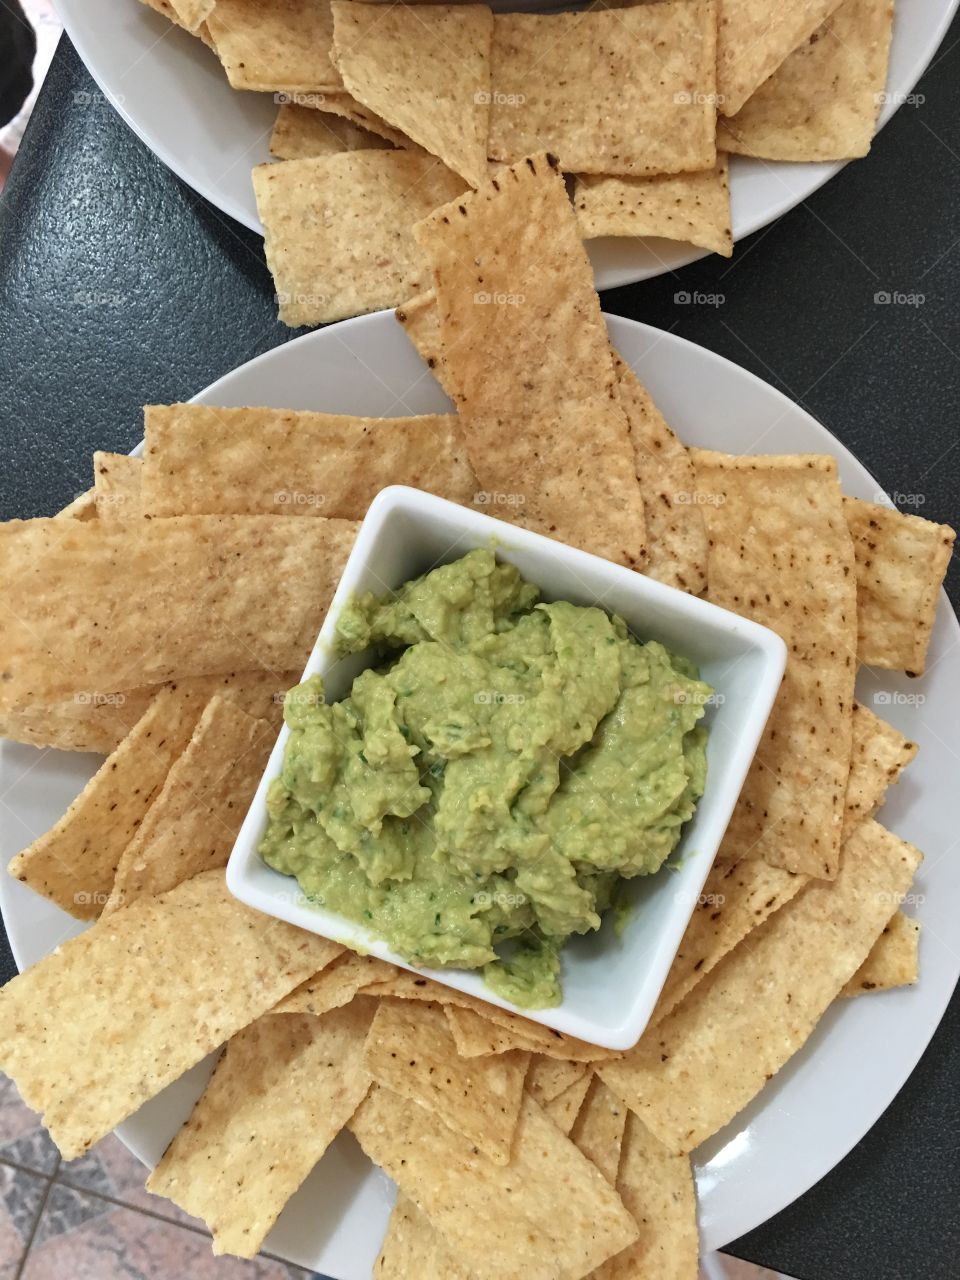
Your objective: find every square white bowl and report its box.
[227,486,786,1049]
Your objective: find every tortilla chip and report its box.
[308,89,420,149]
[0,871,342,1159]
[93,452,143,522]
[350,1086,639,1279]
[270,103,391,160]
[720,0,894,161]
[842,911,920,996]
[599,820,922,1151]
[147,1001,373,1257]
[613,354,707,593]
[842,702,917,840]
[413,153,647,568]
[108,697,274,914]
[0,514,357,709]
[206,0,342,93]
[570,1079,626,1185]
[543,1072,593,1137]
[444,1003,620,1063]
[395,289,452,394]
[331,1,493,188]
[488,6,717,176]
[363,999,528,1163]
[692,452,857,879]
[592,1112,698,1279]
[526,1057,589,1105]
[275,952,398,1014]
[716,0,846,118]
[142,404,475,517]
[843,496,955,675]
[7,687,205,918]
[55,488,97,521]
[253,153,467,327]
[375,1193,474,1280]
[165,0,213,33]
[575,156,733,257]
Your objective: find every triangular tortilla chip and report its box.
[270,103,392,160]
[842,911,920,996]
[717,0,846,117]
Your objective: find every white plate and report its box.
[55,0,960,288]
[2,312,958,1277]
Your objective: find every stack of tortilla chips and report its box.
[0,153,953,1277]
[135,0,898,322]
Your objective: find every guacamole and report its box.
[259,549,711,1008]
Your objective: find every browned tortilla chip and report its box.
[570,1079,626,1185]
[842,911,921,996]
[613,355,707,593]
[276,952,398,1014]
[395,289,451,394]
[489,6,717,176]
[253,153,466,326]
[599,821,922,1151]
[592,1112,699,1279]
[843,702,917,840]
[716,0,845,118]
[692,452,857,878]
[270,103,392,161]
[142,404,475,517]
[720,0,894,161]
[350,1086,639,1279]
[444,1003,620,1063]
[0,871,342,1159]
[0,514,357,709]
[843,496,955,675]
[363,999,528,1163]
[93,452,143,522]
[526,1057,589,1105]
[147,1001,374,1256]
[309,89,420,149]
[414,153,646,567]
[331,1,493,187]
[375,1194,474,1280]
[108,697,274,913]
[543,1071,593,1137]
[139,0,213,46]
[575,157,733,258]
[206,0,342,93]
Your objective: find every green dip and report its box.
[259,549,711,1008]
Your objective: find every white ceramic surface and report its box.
[2,313,958,1276]
[226,486,787,1050]
[53,0,960,288]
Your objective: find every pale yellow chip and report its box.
[147,1000,374,1256]
[720,0,894,161]
[276,952,398,1014]
[570,1079,626,1185]
[716,0,846,117]
[139,0,212,45]
[309,89,419,149]
[253,152,467,327]
[395,289,451,394]
[599,820,922,1152]
[575,156,733,258]
[93,452,143,522]
[542,1071,593,1137]
[55,488,97,521]
[0,871,342,1159]
[350,1086,639,1279]
[164,0,213,33]
[270,103,391,161]
[526,1057,589,1105]
[108,696,274,914]
[692,451,858,879]
[414,153,646,568]
[443,1003,620,1063]
[363,999,528,1163]
[842,702,917,841]
[331,1,493,188]
[592,1112,699,1279]
[142,404,475,517]
[842,911,921,996]
[0,514,357,709]
[843,496,955,675]
[489,6,717,176]
[206,0,342,93]
[375,1194,474,1280]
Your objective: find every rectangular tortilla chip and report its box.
[0,514,357,709]
[331,1,493,188]
[489,5,717,176]
[206,0,342,93]
[142,404,475,517]
[147,1001,375,1257]
[720,0,894,161]
[575,157,733,258]
[363,999,528,1163]
[692,451,858,878]
[842,911,921,996]
[0,871,342,1159]
[843,496,955,675]
[350,1086,639,1280]
[253,153,467,326]
[570,1078,627,1185]
[599,820,922,1151]
[842,702,917,840]
[93,452,143,522]
[107,696,274,913]
[375,1194,474,1280]
[413,153,647,568]
[270,103,392,161]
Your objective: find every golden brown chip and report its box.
[276,952,399,1014]
[542,1071,593,1137]
[443,1003,620,1063]
[570,1078,626,1185]
[0,871,342,1159]
[270,103,392,161]
[55,488,97,521]
[842,911,921,996]
[375,1193,474,1280]
[93,452,143,522]
[599,821,922,1151]
[842,702,917,840]
[206,0,342,93]
[310,89,419,149]
[395,289,451,394]
[163,0,213,32]
[843,496,955,675]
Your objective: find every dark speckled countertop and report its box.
[1,30,958,1280]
